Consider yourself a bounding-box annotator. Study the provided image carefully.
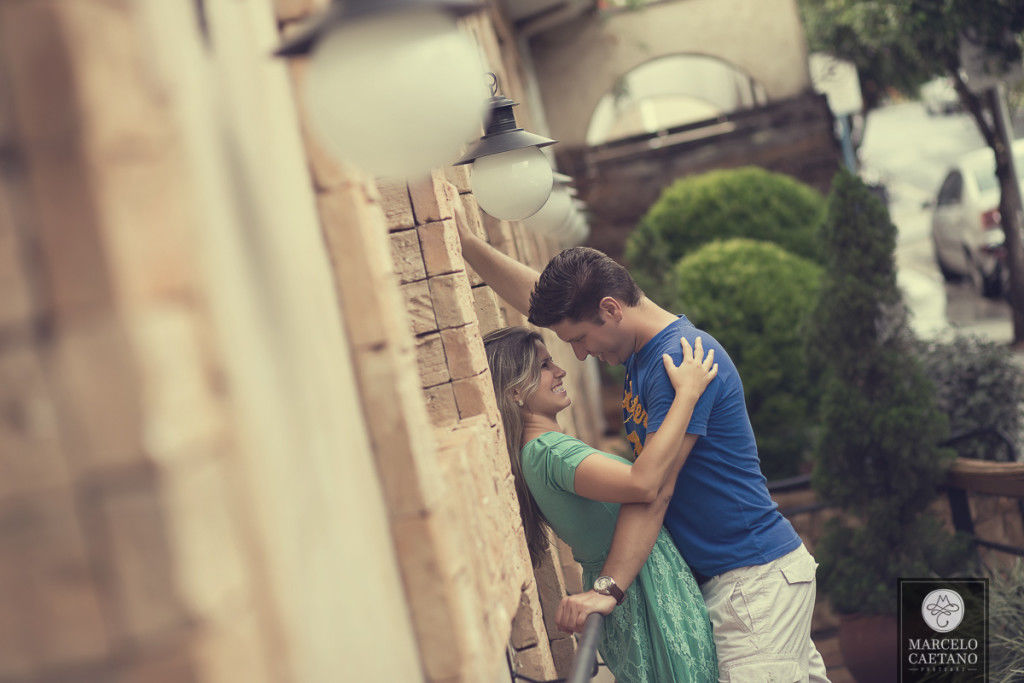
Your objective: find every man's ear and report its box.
[599,296,623,322]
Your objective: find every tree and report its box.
[798,0,1024,346]
[807,171,968,614]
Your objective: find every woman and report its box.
[483,326,719,683]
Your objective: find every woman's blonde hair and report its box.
[482,326,550,566]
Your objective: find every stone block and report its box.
[318,187,407,348]
[49,314,145,473]
[273,0,330,22]
[482,212,516,257]
[471,284,506,335]
[443,163,472,193]
[555,538,583,594]
[452,371,498,423]
[86,471,189,642]
[409,172,456,224]
[0,490,111,673]
[514,644,558,682]
[549,636,578,679]
[391,510,470,681]
[428,272,476,329]
[415,332,450,388]
[423,382,459,427]
[456,193,488,241]
[401,280,438,336]
[510,580,548,650]
[192,606,273,683]
[130,306,223,459]
[375,179,416,231]
[389,229,425,284]
[533,541,569,636]
[160,456,249,620]
[288,60,353,191]
[20,145,116,321]
[0,344,69,504]
[440,323,488,380]
[0,190,34,331]
[418,219,463,278]
[353,345,445,517]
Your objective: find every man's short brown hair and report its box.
[528,247,642,327]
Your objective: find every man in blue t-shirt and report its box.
[457,230,829,681]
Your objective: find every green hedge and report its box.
[626,166,826,303]
[665,238,822,479]
[915,334,1024,462]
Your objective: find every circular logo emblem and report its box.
[921,589,964,632]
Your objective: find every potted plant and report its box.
[806,171,971,682]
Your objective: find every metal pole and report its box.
[566,613,603,683]
[839,114,857,172]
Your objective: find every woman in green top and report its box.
[483,326,719,683]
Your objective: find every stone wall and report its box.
[0,0,605,681]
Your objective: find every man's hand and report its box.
[556,590,618,633]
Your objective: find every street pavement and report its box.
[858,101,1014,345]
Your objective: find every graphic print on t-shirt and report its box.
[622,375,648,458]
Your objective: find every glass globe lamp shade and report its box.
[303,7,488,178]
[470,146,553,221]
[523,185,573,236]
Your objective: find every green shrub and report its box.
[666,238,822,478]
[806,171,970,615]
[915,334,1024,462]
[989,560,1024,683]
[625,166,826,303]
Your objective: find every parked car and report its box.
[921,77,962,116]
[930,140,1024,297]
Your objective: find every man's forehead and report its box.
[551,318,589,341]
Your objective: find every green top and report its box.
[520,432,718,682]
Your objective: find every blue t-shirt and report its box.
[622,315,800,579]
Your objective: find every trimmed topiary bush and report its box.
[625,166,826,303]
[665,238,822,478]
[915,334,1024,462]
[806,171,970,615]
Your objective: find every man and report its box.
[457,224,828,682]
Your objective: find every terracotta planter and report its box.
[838,613,898,683]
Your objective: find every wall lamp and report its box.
[454,76,556,221]
[523,172,574,237]
[275,0,488,179]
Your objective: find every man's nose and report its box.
[571,342,587,361]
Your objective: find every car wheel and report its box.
[965,248,1005,298]
[981,262,1005,299]
[934,250,960,282]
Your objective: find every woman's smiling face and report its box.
[522,340,571,417]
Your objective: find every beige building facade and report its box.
[0,0,604,680]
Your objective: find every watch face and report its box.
[594,576,612,592]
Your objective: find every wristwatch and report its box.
[593,576,625,605]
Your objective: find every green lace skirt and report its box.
[582,529,718,682]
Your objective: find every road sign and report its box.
[809,53,863,116]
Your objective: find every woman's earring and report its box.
[515,398,524,407]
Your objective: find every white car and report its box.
[930,140,1024,297]
[921,77,961,116]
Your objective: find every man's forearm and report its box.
[457,229,539,317]
[598,498,671,591]
[599,441,692,591]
